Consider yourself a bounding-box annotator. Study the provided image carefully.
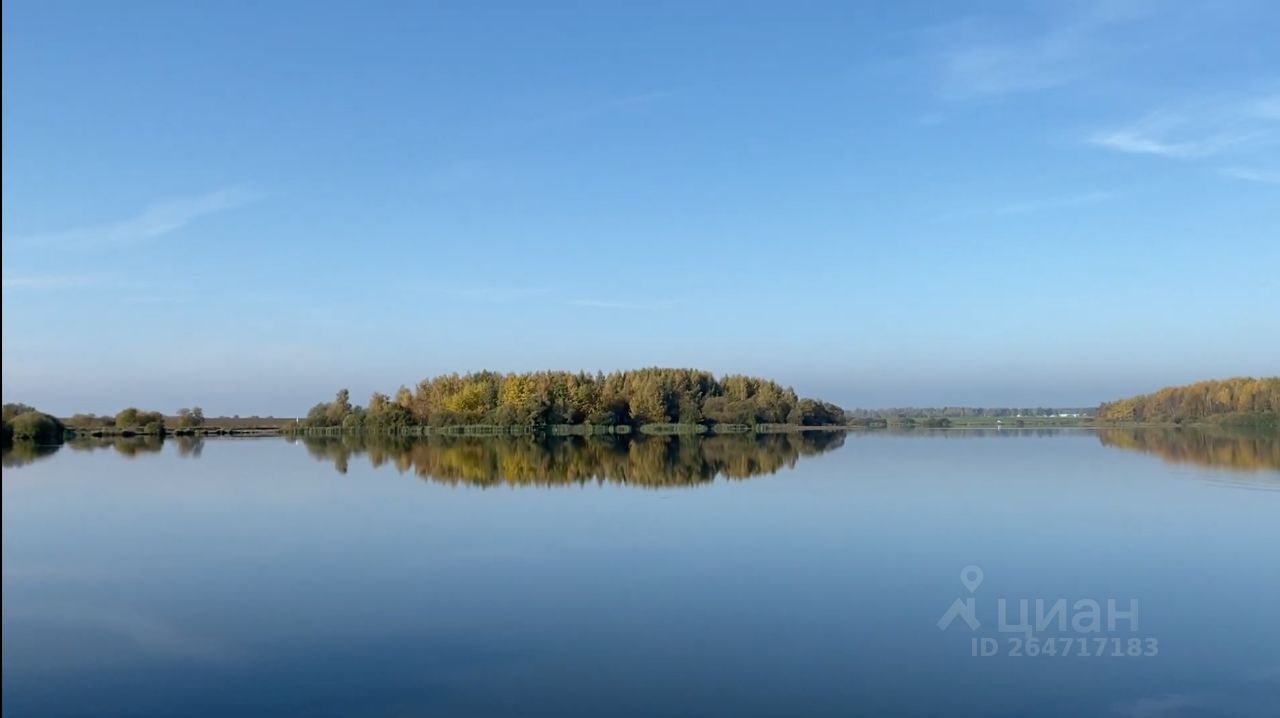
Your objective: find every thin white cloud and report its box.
[1088,93,1280,176]
[458,287,551,303]
[1088,129,1222,159]
[1253,94,1280,120]
[1219,166,1280,184]
[13,186,261,248]
[940,191,1119,220]
[420,285,552,304]
[933,2,1157,99]
[570,298,679,310]
[941,40,1081,98]
[417,285,676,310]
[1087,111,1255,159]
[421,90,679,193]
[529,89,679,131]
[915,112,946,127]
[1,275,175,294]
[123,295,192,305]
[987,191,1119,216]
[5,601,238,664]
[1,274,96,290]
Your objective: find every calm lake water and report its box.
[4,429,1278,717]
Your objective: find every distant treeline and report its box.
[63,407,210,434]
[844,407,1093,419]
[299,368,845,431]
[1097,377,1280,426]
[10,376,1273,449]
[66,407,171,434]
[2,403,213,446]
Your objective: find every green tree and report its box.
[1098,377,1280,424]
[326,389,352,426]
[176,407,206,429]
[7,410,67,443]
[115,407,140,427]
[2,403,37,423]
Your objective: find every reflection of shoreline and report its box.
[850,428,1100,439]
[2,435,205,468]
[7,429,1276,480]
[294,433,847,488]
[2,442,62,468]
[1097,428,1280,476]
[67,435,166,457]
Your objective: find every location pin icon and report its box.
[960,565,984,593]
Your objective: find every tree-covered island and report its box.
[298,368,846,432]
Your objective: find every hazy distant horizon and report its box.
[1,364,1265,419]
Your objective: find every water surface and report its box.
[4,429,1278,717]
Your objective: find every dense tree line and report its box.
[300,369,846,431]
[1097,377,1280,424]
[2,403,67,445]
[64,407,171,435]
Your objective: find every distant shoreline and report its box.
[61,416,1280,440]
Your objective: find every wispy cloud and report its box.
[421,90,679,193]
[934,2,1156,99]
[962,189,1116,217]
[414,285,678,310]
[421,285,552,304]
[569,298,680,311]
[528,89,679,132]
[1088,113,1256,159]
[1,274,96,290]
[1088,92,1280,180]
[13,186,261,248]
[1,274,176,294]
[122,295,192,305]
[1218,166,1280,184]
[940,37,1082,98]
[939,191,1119,220]
[1089,130,1220,159]
[1252,94,1280,120]
[5,601,238,664]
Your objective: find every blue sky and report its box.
[3,0,1278,415]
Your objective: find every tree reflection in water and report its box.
[1097,427,1280,475]
[1,441,62,468]
[65,435,166,458]
[293,432,848,487]
[6,428,1276,483]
